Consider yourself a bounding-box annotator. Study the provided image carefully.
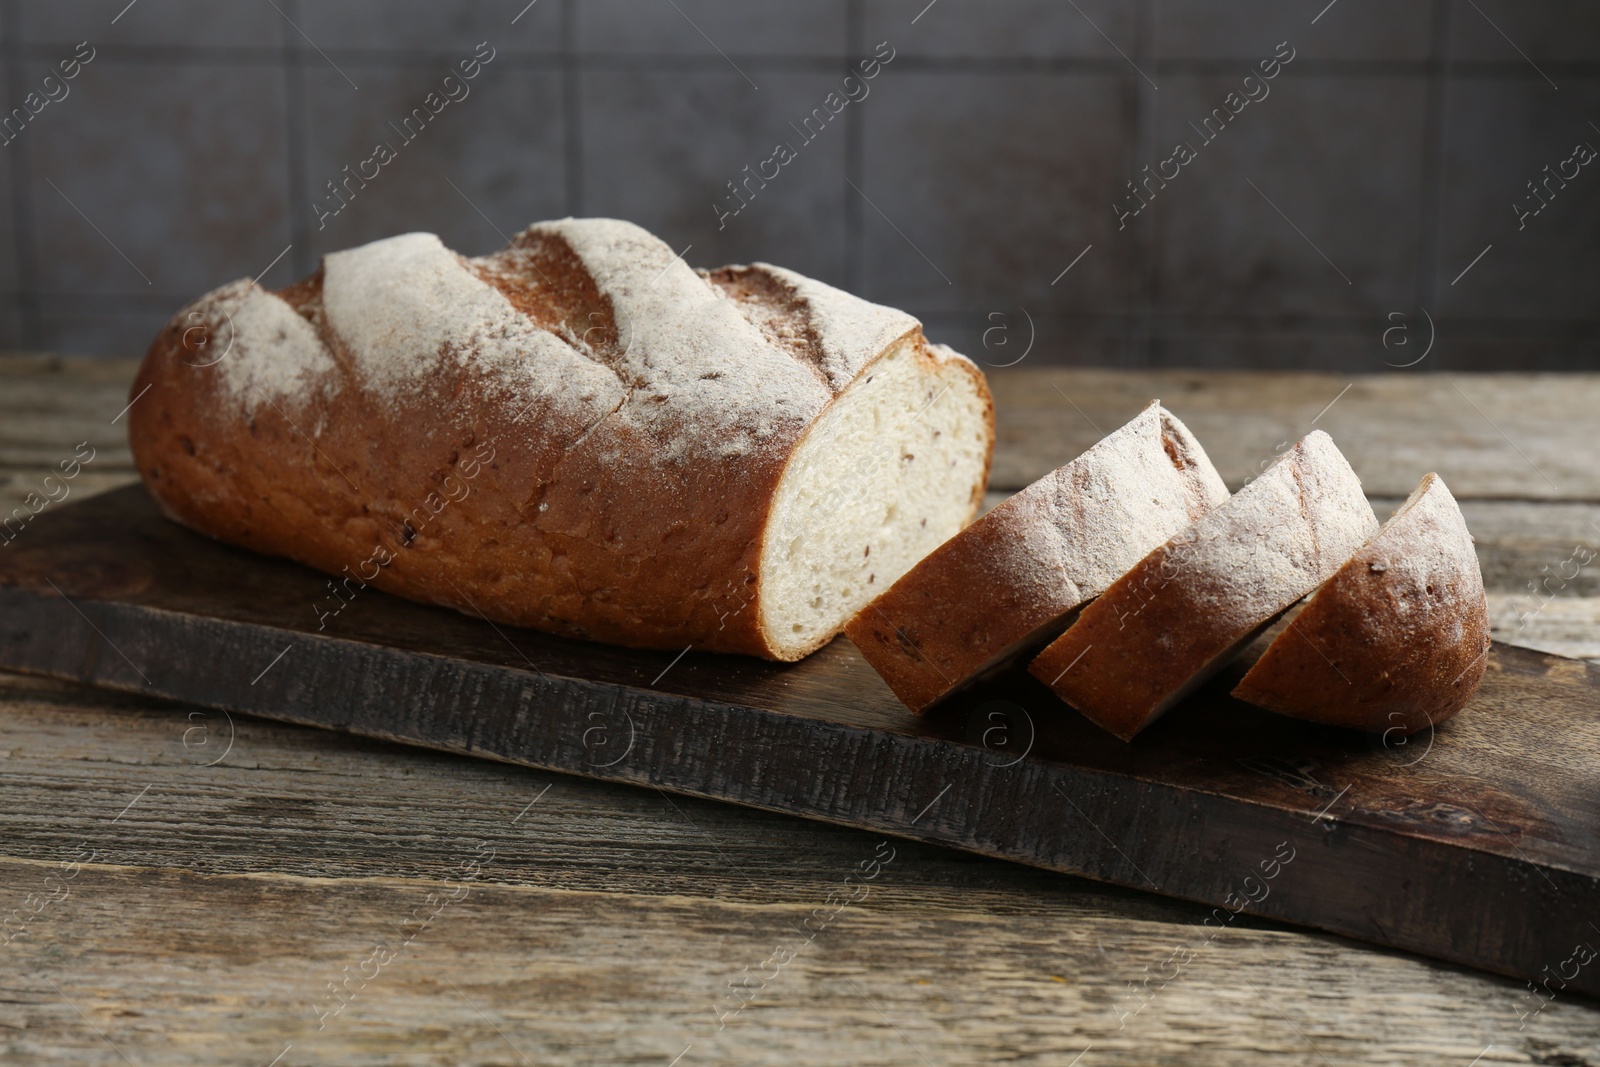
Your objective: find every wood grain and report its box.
[3,485,1599,1006]
[4,355,1599,1065]
[987,369,1600,499]
[2,672,1598,1067]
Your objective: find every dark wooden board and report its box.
[3,485,1599,1001]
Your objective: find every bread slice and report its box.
[127,219,994,661]
[843,401,1228,713]
[1029,430,1378,741]
[1231,473,1489,733]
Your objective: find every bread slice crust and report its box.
[844,400,1228,713]
[1231,473,1489,733]
[1029,430,1378,741]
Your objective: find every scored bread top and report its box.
[1030,429,1379,740]
[844,400,1229,713]
[1232,472,1490,732]
[130,218,991,658]
[323,232,619,407]
[206,280,337,404]
[202,220,925,449]
[701,261,920,393]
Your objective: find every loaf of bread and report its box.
[1028,430,1378,740]
[843,400,1228,713]
[1232,472,1489,733]
[127,219,995,660]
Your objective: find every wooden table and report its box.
[3,355,1598,1066]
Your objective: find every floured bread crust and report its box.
[127,218,994,660]
[843,400,1229,713]
[1232,473,1490,733]
[1029,430,1378,741]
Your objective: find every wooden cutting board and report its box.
[2,485,1598,1002]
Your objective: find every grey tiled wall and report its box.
[4,0,1597,369]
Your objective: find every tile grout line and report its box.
[1414,0,1453,370]
[5,40,1570,75]
[1126,0,1161,369]
[0,14,1583,365]
[3,0,42,348]
[282,0,314,279]
[844,0,865,295]
[562,0,583,216]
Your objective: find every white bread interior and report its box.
[758,340,991,660]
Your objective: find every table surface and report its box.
[2,354,1598,1066]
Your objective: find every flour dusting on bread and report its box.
[198,281,336,408]
[1029,429,1378,739]
[532,219,828,456]
[844,400,1228,713]
[321,232,620,407]
[705,262,920,392]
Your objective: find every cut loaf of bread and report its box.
[1232,473,1489,733]
[843,401,1229,713]
[127,219,994,661]
[1028,430,1378,741]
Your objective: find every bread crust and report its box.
[1028,430,1378,741]
[1231,473,1490,733]
[843,401,1227,713]
[126,219,993,660]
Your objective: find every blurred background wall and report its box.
[4,0,1596,369]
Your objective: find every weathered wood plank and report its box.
[4,486,1600,1004]
[5,859,1596,1067]
[0,354,139,471]
[988,369,1600,498]
[0,672,1116,903]
[2,675,1597,1067]
[3,356,1600,1064]
[1488,594,1600,664]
